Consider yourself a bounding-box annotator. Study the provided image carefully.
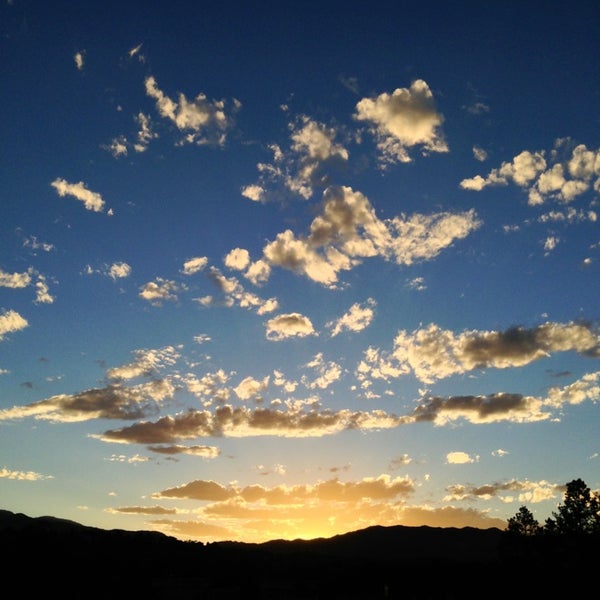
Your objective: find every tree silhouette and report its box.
[506,478,600,536]
[506,505,541,536]
[545,478,600,535]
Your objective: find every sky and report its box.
[1,0,599,544]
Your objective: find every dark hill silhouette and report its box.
[1,509,596,598]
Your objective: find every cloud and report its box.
[0,380,175,423]
[182,369,231,404]
[354,79,448,167]
[0,467,53,481]
[106,346,181,381]
[247,115,349,201]
[108,262,132,279]
[51,178,106,212]
[241,184,265,202]
[0,309,28,340]
[328,298,376,336]
[22,235,55,253]
[0,268,32,288]
[460,142,600,206]
[147,444,220,458]
[261,186,480,287]
[197,267,278,314]
[265,312,316,341]
[390,320,600,384]
[139,278,182,305]
[444,479,558,503]
[446,451,478,464]
[181,256,208,275]
[302,353,343,390]
[145,76,240,146]
[132,473,507,542]
[224,248,250,270]
[97,404,408,444]
[473,146,488,161]
[74,51,84,70]
[234,375,270,401]
[0,267,54,304]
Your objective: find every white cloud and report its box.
[241,184,265,202]
[0,309,28,340]
[224,248,250,271]
[354,79,448,167]
[446,451,477,464]
[51,178,106,213]
[328,298,376,336]
[234,376,270,401]
[461,142,600,206]
[145,76,240,146]
[473,146,488,161]
[108,262,132,280]
[265,313,316,341]
[261,186,480,287]
[182,256,208,275]
[139,278,181,305]
[74,51,84,70]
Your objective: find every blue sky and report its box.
[1,0,599,543]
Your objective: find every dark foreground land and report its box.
[1,509,597,598]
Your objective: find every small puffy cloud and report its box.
[241,184,265,202]
[108,262,132,280]
[139,278,181,305]
[265,312,316,341]
[34,276,54,304]
[543,236,559,254]
[51,178,106,213]
[354,79,448,167]
[0,267,32,288]
[234,375,270,401]
[243,259,271,286]
[224,248,250,271]
[182,256,208,275]
[328,298,376,336]
[106,136,129,157]
[74,51,84,70]
[446,451,477,464]
[0,309,28,340]
[145,76,240,146]
[473,146,488,161]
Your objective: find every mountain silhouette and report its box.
[1,508,595,598]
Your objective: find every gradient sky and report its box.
[1,0,599,544]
